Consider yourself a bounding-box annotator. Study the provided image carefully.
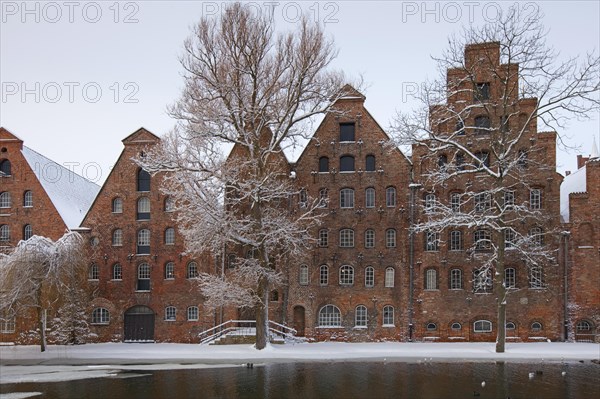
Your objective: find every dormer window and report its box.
[339,122,355,142]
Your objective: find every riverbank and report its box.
[1,341,598,384]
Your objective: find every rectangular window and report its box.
[339,229,354,248]
[339,122,355,142]
[299,265,309,285]
[475,193,491,212]
[425,231,439,251]
[318,229,328,247]
[450,230,462,251]
[365,188,375,208]
[364,229,375,248]
[385,268,395,288]
[340,189,354,208]
[529,267,543,289]
[503,190,515,210]
[320,266,328,286]
[365,267,374,287]
[425,269,437,290]
[505,268,516,288]
[530,189,542,210]
[450,193,461,212]
[450,269,462,290]
[474,82,490,101]
[474,269,492,293]
[504,229,516,249]
[0,314,15,333]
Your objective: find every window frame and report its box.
[385,228,396,248]
[382,305,394,327]
[339,188,355,208]
[474,320,492,333]
[365,155,376,172]
[318,304,342,327]
[355,305,368,328]
[386,187,396,207]
[339,228,355,248]
[23,224,32,240]
[91,308,110,325]
[187,306,199,321]
[339,155,355,172]
[137,229,150,254]
[365,266,374,288]
[385,267,395,288]
[318,156,329,173]
[88,263,99,281]
[112,263,122,280]
[339,265,354,286]
[165,227,175,245]
[318,229,328,247]
[0,224,10,242]
[365,187,375,208]
[530,188,542,210]
[339,122,356,142]
[364,229,375,248]
[165,262,175,280]
[23,191,33,207]
[112,228,123,246]
[450,269,462,290]
[425,268,437,290]
[299,264,309,285]
[165,306,176,321]
[319,265,328,286]
[187,261,199,279]
[450,230,462,251]
[137,168,151,192]
[112,197,123,213]
[0,192,11,208]
[137,197,151,220]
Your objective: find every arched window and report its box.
[137,263,150,291]
[450,269,462,290]
[112,229,123,246]
[137,168,151,192]
[187,306,199,321]
[365,266,374,287]
[340,188,354,208]
[137,197,150,220]
[23,191,33,207]
[529,227,543,247]
[382,305,394,326]
[88,263,99,280]
[425,269,437,290]
[474,115,491,134]
[339,229,354,247]
[0,225,10,242]
[319,156,329,173]
[455,120,465,135]
[506,322,516,330]
[165,228,175,245]
[386,187,396,207]
[339,265,354,285]
[364,229,375,248]
[0,159,11,176]
[0,192,11,208]
[339,155,355,172]
[474,320,493,332]
[365,155,376,172]
[504,228,516,249]
[531,322,543,332]
[318,305,341,327]
[424,193,436,213]
[112,197,123,213]
[474,229,491,251]
[426,322,437,331]
[385,267,395,288]
[23,224,32,240]
[112,263,122,280]
[319,265,329,286]
[298,188,307,207]
[187,262,198,279]
[164,196,174,212]
[450,230,462,251]
[576,320,592,333]
[530,188,542,209]
[318,229,328,247]
[165,306,176,321]
[425,230,439,251]
[319,188,328,208]
[529,266,543,289]
[473,268,492,293]
[504,268,516,288]
[450,193,461,212]
[355,305,367,327]
[365,188,375,208]
[91,308,110,324]
[165,262,175,279]
[437,154,448,168]
[386,229,396,248]
[137,229,150,254]
[299,264,309,285]
[451,322,462,331]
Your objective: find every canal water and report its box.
[1,361,599,398]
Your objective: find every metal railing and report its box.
[198,319,301,345]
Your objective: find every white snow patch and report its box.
[560,165,587,222]
[0,393,42,399]
[21,146,100,229]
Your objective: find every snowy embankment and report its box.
[1,342,598,384]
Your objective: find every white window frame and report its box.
[365,188,375,208]
[318,304,341,327]
[385,267,395,288]
[165,262,175,280]
[318,229,328,247]
[425,269,437,290]
[340,188,355,208]
[165,227,175,245]
[386,187,396,207]
[187,306,199,321]
[339,265,354,286]
[23,191,33,208]
[112,263,122,280]
[474,320,492,333]
[365,266,374,287]
[319,265,328,286]
[339,228,354,248]
[450,230,462,251]
[0,192,11,208]
[112,197,123,213]
[165,306,176,321]
[505,267,516,288]
[386,229,396,248]
[112,229,123,246]
[450,269,462,290]
[299,264,309,285]
[382,305,394,327]
[91,308,110,325]
[355,305,367,328]
[187,262,199,279]
[364,229,375,248]
[530,189,542,210]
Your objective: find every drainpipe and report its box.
[561,231,570,341]
[408,182,421,342]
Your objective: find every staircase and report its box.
[198,320,304,345]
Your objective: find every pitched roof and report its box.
[21,146,101,229]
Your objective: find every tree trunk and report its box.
[255,275,269,350]
[495,225,506,353]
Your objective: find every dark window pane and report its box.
[365,155,376,171]
[137,169,151,191]
[339,123,355,142]
[340,156,355,172]
[319,157,329,172]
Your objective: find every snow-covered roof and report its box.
[21,146,101,229]
[560,165,587,223]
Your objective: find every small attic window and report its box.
[0,159,11,176]
[339,123,355,142]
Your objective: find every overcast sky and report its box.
[1,1,599,184]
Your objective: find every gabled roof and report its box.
[560,165,587,223]
[122,127,160,145]
[21,146,101,229]
[0,127,24,144]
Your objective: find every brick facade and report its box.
[1,42,598,345]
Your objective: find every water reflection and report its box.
[1,361,598,399]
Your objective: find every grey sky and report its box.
[1,1,599,184]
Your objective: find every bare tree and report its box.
[0,232,87,351]
[140,2,350,349]
[393,5,599,352]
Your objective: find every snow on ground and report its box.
[1,342,598,384]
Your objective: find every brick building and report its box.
[0,127,100,342]
[409,43,564,342]
[1,43,598,345]
[288,85,413,341]
[560,141,600,342]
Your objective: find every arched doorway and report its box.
[293,306,305,337]
[124,305,155,342]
